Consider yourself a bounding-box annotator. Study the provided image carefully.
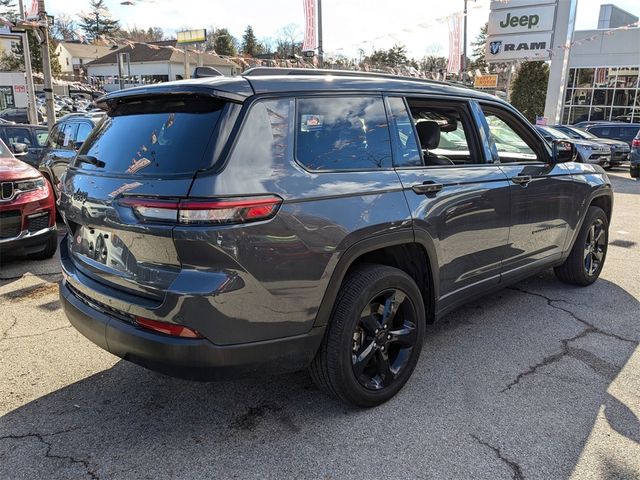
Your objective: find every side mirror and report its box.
[552,139,576,163]
[11,142,29,155]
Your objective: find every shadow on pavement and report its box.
[0,272,638,478]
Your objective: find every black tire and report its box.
[28,233,58,260]
[554,206,608,286]
[309,264,425,407]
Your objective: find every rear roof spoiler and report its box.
[95,78,253,110]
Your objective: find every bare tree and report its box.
[52,14,77,41]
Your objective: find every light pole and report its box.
[461,0,468,78]
[317,0,324,67]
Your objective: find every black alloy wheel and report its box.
[351,289,417,390]
[584,218,606,276]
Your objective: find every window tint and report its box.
[59,123,77,150]
[228,98,291,170]
[387,96,421,167]
[621,126,640,141]
[482,109,539,163]
[76,122,93,144]
[5,127,32,146]
[296,96,392,170]
[35,129,48,147]
[405,100,480,165]
[47,124,61,148]
[76,96,224,174]
[589,126,617,137]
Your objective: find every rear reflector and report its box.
[120,196,282,225]
[135,316,202,338]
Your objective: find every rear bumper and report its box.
[60,279,325,380]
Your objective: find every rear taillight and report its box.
[120,196,282,225]
[632,138,640,148]
[135,316,202,338]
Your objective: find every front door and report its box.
[387,96,511,313]
[477,103,574,279]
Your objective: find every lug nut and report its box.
[387,334,391,340]
[381,346,385,351]
[375,329,379,334]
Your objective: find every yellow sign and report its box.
[474,74,499,88]
[177,29,207,44]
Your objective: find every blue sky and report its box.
[47,0,640,59]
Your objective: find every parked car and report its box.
[0,108,44,124]
[536,125,611,168]
[57,69,613,407]
[39,113,102,200]
[0,123,49,167]
[630,129,640,178]
[0,139,57,260]
[551,124,630,168]
[582,122,640,147]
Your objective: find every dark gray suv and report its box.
[58,70,613,407]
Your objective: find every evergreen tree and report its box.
[78,0,120,40]
[511,61,549,122]
[212,28,236,56]
[469,23,488,71]
[241,25,259,56]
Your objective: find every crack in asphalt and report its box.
[0,427,96,479]
[0,325,72,342]
[1,317,18,340]
[470,434,524,480]
[502,287,638,392]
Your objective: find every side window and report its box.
[228,98,291,167]
[387,96,421,167]
[5,127,32,146]
[481,107,540,163]
[295,96,392,170]
[76,122,93,144]
[589,126,615,138]
[621,127,639,142]
[60,123,77,150]
[47,124,61,148]
[35,130,49,147]
[404,99,481,165]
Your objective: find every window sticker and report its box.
[300,114,324,132]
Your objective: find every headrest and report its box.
[416,121,441,150]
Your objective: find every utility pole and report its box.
[461,0,468,79]
[183,46,190,79]
[39,1,56,130]
[18,0,38,125]
[317,0,323,67]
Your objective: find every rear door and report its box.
[477,102,574,279]
[49,121,78,185]
[59,94,231,299]
[388,96,511,311]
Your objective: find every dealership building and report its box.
[559,4,640,124]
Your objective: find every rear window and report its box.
[75,96,224,175]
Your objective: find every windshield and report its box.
[75,96,225,175]
[571,127,597,139]
[541,127,571,140]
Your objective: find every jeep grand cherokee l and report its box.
[58,69,613,407]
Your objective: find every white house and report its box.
[55,42,114,81]
[0,26,21,57]
[86,40,240,91]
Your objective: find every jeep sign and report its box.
[485,32,553,61]
[488,4,556,35]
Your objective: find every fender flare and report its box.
[312,229,440,327]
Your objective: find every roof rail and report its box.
[242,67,456,87]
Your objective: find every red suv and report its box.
[0,139,57,260]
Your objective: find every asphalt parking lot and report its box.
[0,170,638,479]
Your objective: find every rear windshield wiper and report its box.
[77,155,105,168]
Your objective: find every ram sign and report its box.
[486,32,553,61]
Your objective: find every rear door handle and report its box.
[512,175,532,186]
[412,182,443,195]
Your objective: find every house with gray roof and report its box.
[85,40,240,91]
[55,42,115,81]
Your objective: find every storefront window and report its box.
[562,65,640,125]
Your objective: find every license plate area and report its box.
[71,226,128,272]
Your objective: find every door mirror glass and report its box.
[11,142,28,155]
[552,140,576,163]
